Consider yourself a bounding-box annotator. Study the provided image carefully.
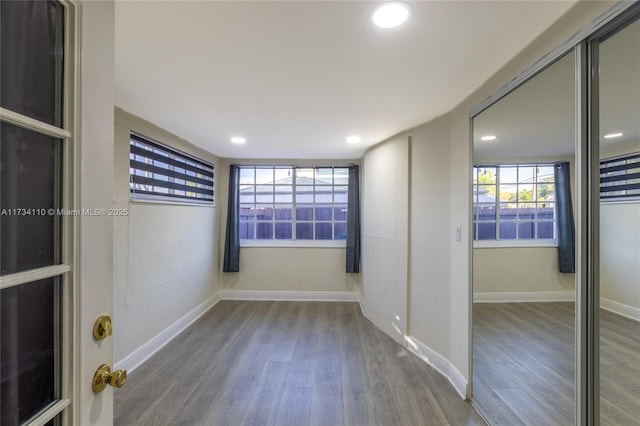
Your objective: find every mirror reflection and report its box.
[598,17,640,425]
[472,51,577,425]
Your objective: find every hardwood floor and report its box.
[473,302,640,426]
[115,301,484,426]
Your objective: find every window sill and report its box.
[240,240,346,249]
[474,240,557,249]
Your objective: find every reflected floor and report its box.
[473,302,640,426]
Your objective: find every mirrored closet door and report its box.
[470,5,640,425]
[472,51,577,425]
[596,17,640,425]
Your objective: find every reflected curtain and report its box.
[223,165,240,272]
[346,165,361,273]
[555,162,575,273]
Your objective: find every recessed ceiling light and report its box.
[346,135,361,144]
[481,135,497,141]
[230,136,246,144]
[603,132,623,139]
[372,2,411,29]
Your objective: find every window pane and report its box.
[315,189,333,203]
[334,168,349,185]
[295,186,314,203]
[239,186,255,204]
[537,221,555,239]
[239,168,255,184]
[499,203,517,221]
[477,167,496,184]
[518,166,535,183]
[315,205,332,221]
[239,221,254,239]
[477,222,496,240]
[537,182,555,202]
[1,0,64,127]
[334,222,347,240]
[274,185,292,203]
[501,167,518,183]
[538,203,555,220]
[274,205,292,220]
[296,205,313,221]
[274,168,292,183]
[296,223,313,240]
[296,168,314,185]
[255,168,273,184]
[517,203,535,220]
[500,222,517,240]
[477,204,496,221]
[275,222,292,239]
[334,205,348,221]
[315,168,333,185]
[518,222,535,239]
[256,222,273,239]
[334,186,349,203]
[315,223,333,240]
[240,205,255,219]
[499,184,517,202]
[473,167,478,185]
[477,185,496,202]
[255,185,273,203]
[518,184,534,202]
[537,166,554,182]
[1,124,61,275]
[1,278,59,425]
[255,205,273,220]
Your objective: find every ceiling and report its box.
[115,0,580,160]
[474,17,640,160]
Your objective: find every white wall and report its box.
[217,158,360,296]
[361,137,409,344]
[600,139,640,316]
[600,202,640,312]
[473,247,575,294]
[113,108,221,363]
[407,116,453,357]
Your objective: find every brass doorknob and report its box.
[92,364,127,393]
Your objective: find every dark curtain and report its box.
[223,165,240,272]
[555,162,575,273]
[346,165,361,273]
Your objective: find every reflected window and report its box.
[473,164,556,242]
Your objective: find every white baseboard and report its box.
[601,298,640,321]
[405,335,468,400]
[114,291,222,373]
[220,290,360,302]
[474,291,575,303]
[358,293,365,315]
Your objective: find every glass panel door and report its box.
[1,1,69,424]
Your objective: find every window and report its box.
[600,152,640,201]
[239,166,349,243]
[473,164,556,244]
[129,133,214,204]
